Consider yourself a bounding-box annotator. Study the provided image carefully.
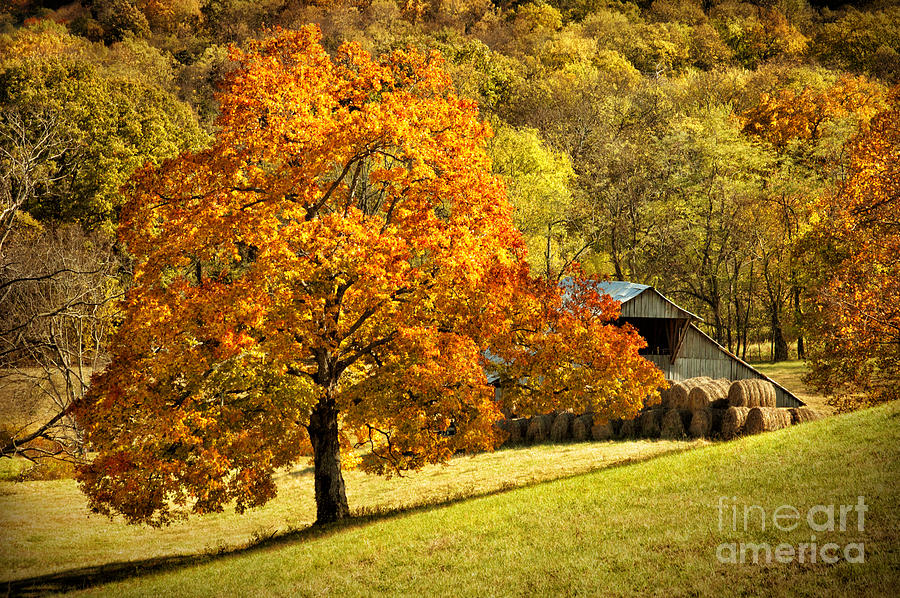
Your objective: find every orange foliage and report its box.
[74,26,661,525]
[742,76,884,149]
[805,87,900,409]
[136,0,203,32]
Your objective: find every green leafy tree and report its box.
[0,21,206,228]
[490,123,587,280]
[814,7,900,83]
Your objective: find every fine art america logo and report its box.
[716,496,867,565]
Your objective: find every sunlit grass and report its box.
[0,456,26,481]
[0,437,700,581]
[66,401,900,597]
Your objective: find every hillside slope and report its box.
[69,402,899,597]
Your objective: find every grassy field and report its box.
[753,360,831,414]
[48,401,899,597]
[0,438,701,582]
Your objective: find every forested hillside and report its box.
[2,0,898,466]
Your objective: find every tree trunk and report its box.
[771,311,789,363]
[308,399,350,525]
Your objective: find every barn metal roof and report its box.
[593,281,651,304]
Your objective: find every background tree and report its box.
[813,6,900,84]
[0,20,206,229]
[741,73,885,360]
[489,124,588,280]
[74,27,662,526]
[0,224,120,463]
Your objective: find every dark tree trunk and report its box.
[771,311,789,362]
[308,398,349,525]
[793,285,806,360]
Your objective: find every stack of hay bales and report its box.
[727,379,776,408]
[652,377,730,440]
[618,418,637,439]
[613,377,734,441]
[687,379,731,410]
[719,379,789,438]
[492,374,815,446]
[526,414,553,443]
[571,414,594,441]
[496,418,528,446]
[665,377,713,409]
[689,408,724,438]
[550,412,576,442]
[788,407,822,425]
[591,420,615,441]
[744,407,792,435]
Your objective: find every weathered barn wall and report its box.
[595,280,804,408]
[642,325,804,408]
[619,287,696,320]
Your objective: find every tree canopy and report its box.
[2,0,895,486]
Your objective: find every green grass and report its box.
[0,456,27,481]
[0,438,699,582]
[754,360,830,413]
[56,401,900,597]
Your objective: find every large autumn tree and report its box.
[74,26,662,526]
[804,87,900,411]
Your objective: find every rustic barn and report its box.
[594,281,804,408]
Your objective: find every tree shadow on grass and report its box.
[4,442,700,597]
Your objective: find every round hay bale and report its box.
[721,406,752,439]
[788,407,823,425]
[660,409,692,439]
[744,407,792,435]
[572,414,594,441]
[618,418,637,439]
[505,417,527,444]
[687,379,731,411]
[550,412,575,442]
[609,418,623,436]
[590,420,614,441]
[688,408,725,438]
[526,414,553,443]
[667,382,689,409]
[609,418,623,437]
[639,409,665,438]
[668,377,714,409]
[688,409,711,438]
[727,379,777,408]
